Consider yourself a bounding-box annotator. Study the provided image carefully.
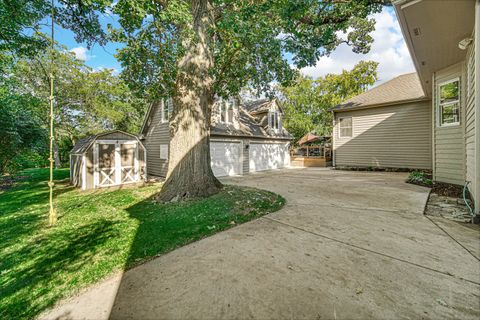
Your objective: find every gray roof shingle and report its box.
[332,73,427,111]
[211,106,292,140]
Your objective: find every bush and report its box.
[406,171,433,187]
[5,151,48,174]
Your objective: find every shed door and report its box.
[97,143,117,187]
[210,141,242,177]
[249,142,289,172]
[120,142,138,183]
[94,140,140,188]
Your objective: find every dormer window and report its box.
[161,98,173,123]
[269,111,281,131]
[219,99,237,124]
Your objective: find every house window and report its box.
[219,99,236,124]
[438,78,460,126]
[269,111,281,131]
[159,144,168,160]
[220,102,226,123]
[228,102,234,123]
[161,98,173,123]
[339,117,352,137]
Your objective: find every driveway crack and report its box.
[424,215,480,262]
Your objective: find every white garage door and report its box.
[249,142,289,172]
[210,141,242,177]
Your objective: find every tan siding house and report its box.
[332,0,480,219]
[465,34,477,207]
[332,73,432,170]
[333,101,432,169]
[394,0,479,216]
[431,63,466,185]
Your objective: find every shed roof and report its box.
[332,72,428,112]
[70,130,140,155]
[70,135,97,154]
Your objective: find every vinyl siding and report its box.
[433,62,466,186]
[143,103,170,177]
[466,36,477,204]
[333,101,432,169]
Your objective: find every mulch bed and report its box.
[334,166,414,172]
[432,182,467,199]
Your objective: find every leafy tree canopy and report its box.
[280,60,379,141]
[112,0,388,100]
[0,45,146,172]
[0,0,109,59]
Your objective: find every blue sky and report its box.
[53,12,124,72]
[54,6,414,83]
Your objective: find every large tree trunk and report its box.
[156,0,222,202]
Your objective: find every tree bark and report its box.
[156,0,222,202]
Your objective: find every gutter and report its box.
[331,97,431,113]
[210,132,293,141]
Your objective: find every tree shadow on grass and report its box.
[0,182,75,253]
[0,219,120,319]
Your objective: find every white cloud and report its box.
[93,66,120,75]
[70,46,94,61]
[300,8,415,86]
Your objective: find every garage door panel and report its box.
[249,143,289,172]
[210,141,242,177]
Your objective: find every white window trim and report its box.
[161,98,172,123]
[338,116,353,138]
[269,111,281,131]
[159,144,169,160]
[219,99,237,124]
[437,77,460,128]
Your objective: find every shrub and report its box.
[406,171,433,187]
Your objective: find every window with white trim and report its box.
[219,99,237,124]
[339,117,352,137]
[159,144,168,160]
[161,98,173,123]
[438,78,460,127]
[268,111,281,131]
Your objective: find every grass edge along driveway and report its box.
[0,168,285,320]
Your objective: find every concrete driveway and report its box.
[42,168,480,320]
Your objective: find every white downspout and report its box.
[332,111,336,168]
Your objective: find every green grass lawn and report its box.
[0,168,285,320]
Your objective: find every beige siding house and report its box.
[332,73,432,170]
[334,0,479,216]
[140,99,292,178]
[395,0,479,215]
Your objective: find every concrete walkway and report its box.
[42,168,480,320]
